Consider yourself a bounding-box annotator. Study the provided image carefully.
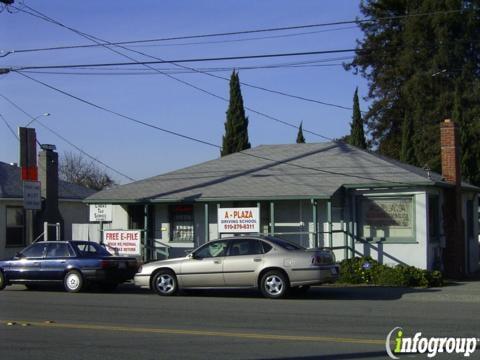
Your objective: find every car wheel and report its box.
[260,270,289,299]
[0,271,6,290]
[64,270,83,293]
[152,270,178,296]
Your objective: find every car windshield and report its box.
[264,236,305,251]
[71,241,112,257]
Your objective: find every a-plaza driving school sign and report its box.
[217,207,260,233]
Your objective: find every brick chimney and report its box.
[440,119,465,278]
[440,119,461,185]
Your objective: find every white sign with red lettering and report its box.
[218,207,260,233]
[103,230,141,256]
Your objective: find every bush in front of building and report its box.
[338,257,443,287]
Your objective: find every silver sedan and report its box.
[134,235,339,298]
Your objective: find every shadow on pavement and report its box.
[11,283,446,300]
[259,350,387,359]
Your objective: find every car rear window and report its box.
[72,242,112,257]
[264,236,304,251]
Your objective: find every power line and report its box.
[12,49,357,71]
[0,113,19,140]
[0,93,137,182]
[17,57,350,75]
[15,71,413,186]
[2,7,465,57]
[15,5,339,138]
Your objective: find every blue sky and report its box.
[1,1,368,183]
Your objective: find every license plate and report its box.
[330,267,337,275]
[119,262,126,269]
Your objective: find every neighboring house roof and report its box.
[0,161,96,200]
[86,142,479,204]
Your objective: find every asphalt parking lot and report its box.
[1,281,479,359]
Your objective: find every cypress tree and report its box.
[349,88,367,149]
[296,121,306,143]
[400,114,417,165]
[221,70,251,157]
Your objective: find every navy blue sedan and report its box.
[0,241,138,292]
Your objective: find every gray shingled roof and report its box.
[87,142,479,204]
[0,161,96,200]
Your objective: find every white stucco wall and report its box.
[59,200,90,240]
[340,190,430,270]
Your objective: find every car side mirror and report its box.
[15,252,24,259]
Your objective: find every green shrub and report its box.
[338,257,443,287]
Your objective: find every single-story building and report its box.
[0,148,95,259]
[85,120,479,277]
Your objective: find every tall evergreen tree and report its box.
[348,88,367,149]
[453,84,480,185]
[400,114,417,165]
[221,71,251,157]
[347,0,480,184]
[296,121,306,143]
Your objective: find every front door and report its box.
[6,243,45,281]
[178,240,228,287]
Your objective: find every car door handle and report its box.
[33,262,41,265]
[253,258,262,262]
[60,261,66,264]
[213,260,222,264]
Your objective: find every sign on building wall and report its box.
[23,181,41,210]
[89,204,113,222]
[103,230,141,256]
[360,197,414,239]
[217,207,260,233]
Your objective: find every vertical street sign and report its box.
[23,180,41,210]
[19,127,38,181]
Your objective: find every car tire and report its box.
[0,271,6,290]
[152,270,178,296]
[64,270,83,293]
[260,270,289,299]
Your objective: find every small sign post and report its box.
[103,230,142,256]
[89,204,113,222]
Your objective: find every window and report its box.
[45,243,73,258]
[264,236,304,250]
[359,196,415,242]
[194,241,228,258]
[260,241,273,253]
[20,243,45,258]
[466,200,474,239]
[227,239,263,256]
[6,207,25,247]
[170,204,194,242]
[428,195,440,243]
[72,241,112,257]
